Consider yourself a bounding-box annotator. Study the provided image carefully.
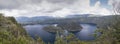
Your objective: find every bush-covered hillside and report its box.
[0,14,45,44]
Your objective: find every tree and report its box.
[112,0,120,43]
[112,0,120,15]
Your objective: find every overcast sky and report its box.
[0,0,119,17]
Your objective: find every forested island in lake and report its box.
[43,21,83,33]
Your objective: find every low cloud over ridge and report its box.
[0,0,114,17]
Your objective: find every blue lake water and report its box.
[23,24,98,43]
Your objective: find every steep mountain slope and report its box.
[0,14,41,44]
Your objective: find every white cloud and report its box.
[0,9,28,17]
[89,1,111,15]
[0,0,112,17]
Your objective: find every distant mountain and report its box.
[15,17,30,23]
[66,14,91,18]
[30,16,54,21]
[15,16,55,24]
[66,14,102,18]
[15,14,120,29]
[15,14,101,24]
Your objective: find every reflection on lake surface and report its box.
[23,24,98,43]
[75,24,97,40]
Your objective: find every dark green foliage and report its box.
[0,14,44,44]
[111,15,120,43]
[6,17,18,24]
[43,25,62,33]
[57,21,82,32]
[54,33,90,44]
[92,15,120,44]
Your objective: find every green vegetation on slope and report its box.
[0,13,44,44]
[1,13,120,44]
